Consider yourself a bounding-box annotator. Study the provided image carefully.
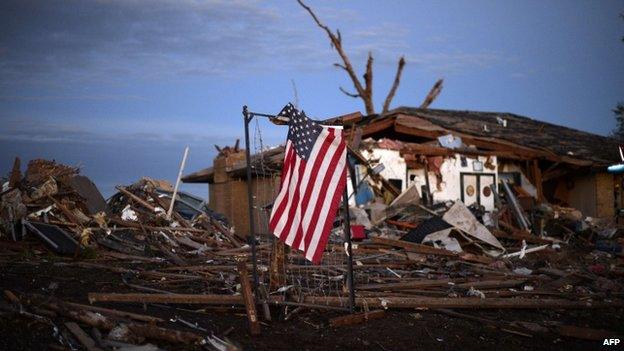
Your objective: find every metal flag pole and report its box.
[241,105,290,295]
[342,186,356,313]
[241,105,355,313]
[242,106,260,293]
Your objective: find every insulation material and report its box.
[422,228,463,253]
[437,134,463,149]
[442,202,504,254]
[121,205,138,221]
[349,206,372,229]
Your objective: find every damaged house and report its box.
[183,107,621,235]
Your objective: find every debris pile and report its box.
[1,157,624,350]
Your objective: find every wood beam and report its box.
[303,296,623,309]
[533,159,544,202]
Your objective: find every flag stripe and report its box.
[273,155,303,241]
[305,145,346,263]
[302,132,344,251]
[283,129,329,245]
[279,158,307,244]
[311,159,347,263]
[291,129,337,250]
[268,142,295,229]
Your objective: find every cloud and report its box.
[0,0,512,88]
[405,51,509,74]
[0,94,148,101]
[0,115,237,145]
[0,0,325,84]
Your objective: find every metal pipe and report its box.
[501,180,530,230]
[342,187,355,313]
[242,106,259,293]
[167,145,189,220]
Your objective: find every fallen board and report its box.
[23,221,80,255]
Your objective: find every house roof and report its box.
[358,107,620,167]
[183,107,619,184]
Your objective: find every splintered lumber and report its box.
[88,293,285,305]
[154,240,187,266]
[102,251,164,263]
[237,259,261,336]
[64,322,104,351]
[493,226,551,244]
[329,310,386,327]
[127,324,203,344]
[301,296,623,310]
[371,237,457,256]
[108,218,206,233]
[64,301,164,323]
[269,240,286,291]
[358,279,460,291]
[455,279,526,290]
[115,186,157,212]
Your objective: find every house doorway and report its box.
[460,173,495,211]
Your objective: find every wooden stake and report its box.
[237,259,261,336]
[269,240,286,291]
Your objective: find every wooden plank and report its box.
[358,279,459,291]
[88,293,245,305]
[329,310,386,327]
[237,259,261,336]
[302,296,623,309]
[532,159,544,202]
[455,279,526,289]
[371,237,457,257]
[154,240,187,266]
[114,186,157,212]
[269,240,286,291]
[360,116,395,136]
[127,324,203,344]
[88,293,285,305]
[64,322,104,351]
[64,301,164,323]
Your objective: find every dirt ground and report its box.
[1,257,623,351]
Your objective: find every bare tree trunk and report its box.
[297,0,443,115]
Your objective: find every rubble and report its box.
[1,157,623,350]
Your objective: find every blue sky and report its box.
[1,0,623,198]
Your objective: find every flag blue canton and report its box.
[278,103,322,161]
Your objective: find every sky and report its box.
[1,0,623,198]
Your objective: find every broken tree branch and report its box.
[381,56,406,114]
[339,86,360,98]
[297,0,372,114]
[420,78,444,109]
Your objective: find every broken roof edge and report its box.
[349,106,619,167]
[182,145,286,184]
[181,166,214,183]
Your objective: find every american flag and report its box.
[269,103,347,264]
